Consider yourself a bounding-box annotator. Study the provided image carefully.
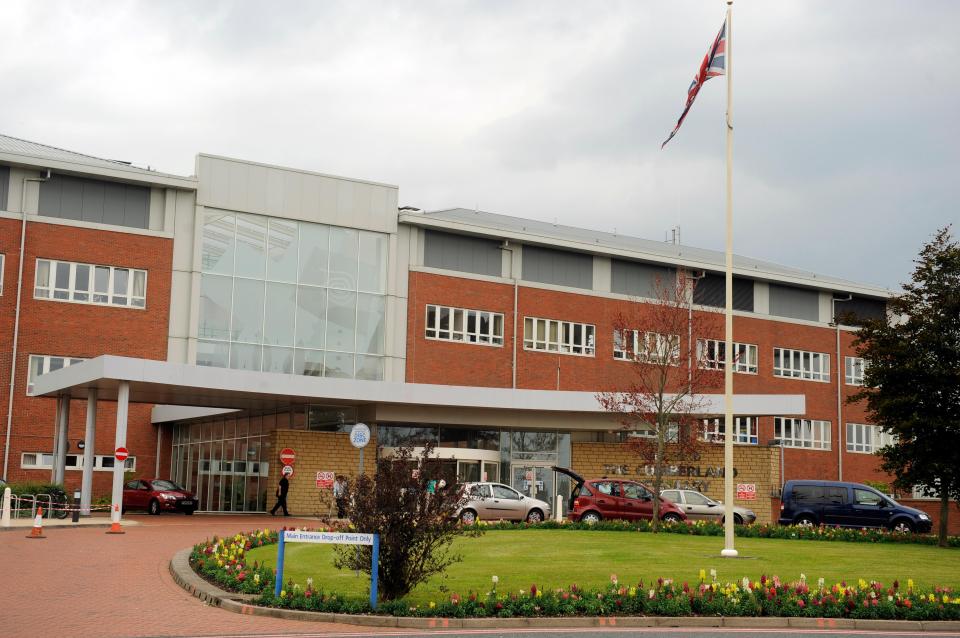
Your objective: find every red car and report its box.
[123,478,197,515]
[553,467,686,524]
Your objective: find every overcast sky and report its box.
[3,1,958,290]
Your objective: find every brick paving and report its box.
[0,513,390,638]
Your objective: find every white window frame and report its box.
[21,452,136,471]
[697,339,758,374]
[425,304,504,346]
[774,417,832,450]
[846,423,896,454]
[27,354,86,395]
[614,330,680,365]
[523,316,595,357]
[911,484,939,500]
[845,356,867,386]
[34,258,147,309]
[773,347,830,382]
[703,417,758,445]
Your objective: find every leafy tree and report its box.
[333,443,479,600]
[597,271,722,531]
[850,227,960,547]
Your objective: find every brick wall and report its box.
[266,430,378,516]
[571,442,780,524]
[407,270,895,488]
[0,218,172,491]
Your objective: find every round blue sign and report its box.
[350,423,371,449]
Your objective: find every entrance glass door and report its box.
[512,465,555,514]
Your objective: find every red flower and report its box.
[797,600,805,609]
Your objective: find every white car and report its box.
[660,489,756,524]
[457,482,551,524]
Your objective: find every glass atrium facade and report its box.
[197,210,388,380]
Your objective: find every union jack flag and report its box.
[662,19,727,148]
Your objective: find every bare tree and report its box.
[597,271,723,531]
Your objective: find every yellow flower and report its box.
[699,569,706,581]
[858,579,868,590]
[929,593,936,602]
[280,590,286,598]
[429,601,436,608]
[908,579,914,590]
[629,587,637,597]
[944,595,950,604]
[536,590,543,598]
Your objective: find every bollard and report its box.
[71,490,81,523]
[555,494,563,522]
[1,487,11,527]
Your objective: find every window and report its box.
[593,481,621,497]
[623,483,652,500]
[703,417,758,444]
[773,348,830,382]
[846,423,896,454]
[27,355,86,395]
[469,484,492,498]
[697,339,758,374]
[614,330,680,365]
[853,488,883,506]
[661,490,680,503]
[845,356,867,385]
[34,259,146,308]
[425,304,504,346]
[197,212,388,380]
[491,485,520,500]
[523,317,595,356]
[21,452,135,471]
[774,417,831,450]
[684,491,711,506]
[628,424,680,442]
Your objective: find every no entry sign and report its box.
[114,447,129,462]
[279,448,296,465]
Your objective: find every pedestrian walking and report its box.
[270,474,290,516]
[333,475,347,518]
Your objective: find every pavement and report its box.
[0,513,389,638]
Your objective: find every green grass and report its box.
[247,530,960,605]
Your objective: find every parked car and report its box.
[660,488,756,524]
[552,467,687,523]
[778,480,932,533]
[122,478,197,515]
[456,482,551,524]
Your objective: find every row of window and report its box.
[423,306,868,384]
[35,259,147,308]
[22,452,136,471]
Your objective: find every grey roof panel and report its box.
[409,208,890,296]
[0,133,190,181]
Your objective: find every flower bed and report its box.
[473,519,960,547]
[188,529,960,620]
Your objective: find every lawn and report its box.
[245,529,960,605]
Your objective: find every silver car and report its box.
[457,482,551,524]
[660,489,757,525]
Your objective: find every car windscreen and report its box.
[151,480,183,491]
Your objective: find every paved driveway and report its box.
[1,514,388,638]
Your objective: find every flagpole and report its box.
[720,0,738,558]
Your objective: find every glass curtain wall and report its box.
[198,210,388,380]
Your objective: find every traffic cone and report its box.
[106,503,125,535]
[26,507,46,539]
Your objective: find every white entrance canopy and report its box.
[32,355,804,522]
[33,355,805,420]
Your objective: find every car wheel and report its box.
[581,511,602,524]
[148,499,160,515]
[460,509,478,525]
[794,515,816,528]
[662,513,682,523]
[734,514,744,525]
[526,509,544,523]
[891,519,913,533]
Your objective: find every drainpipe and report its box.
[832,294,852,481]
[3,170,51,480]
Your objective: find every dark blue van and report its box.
[778,480,932,533]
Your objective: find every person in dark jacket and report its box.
[270,475,290,516]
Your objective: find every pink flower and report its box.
[797,600,805,609]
